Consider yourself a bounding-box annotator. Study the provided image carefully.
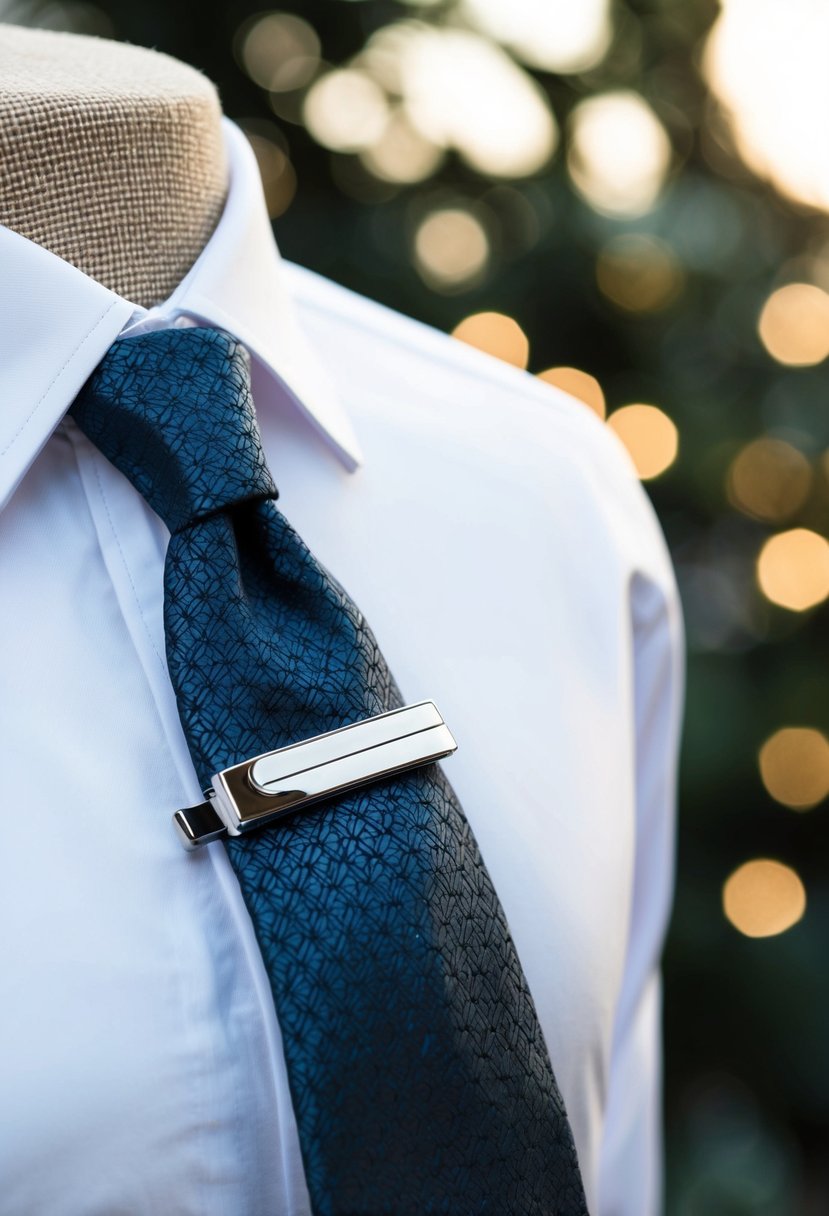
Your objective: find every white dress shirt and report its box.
[0,120,682,1216]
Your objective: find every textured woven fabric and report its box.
[0,25,226,307]
[71,327,589,1216]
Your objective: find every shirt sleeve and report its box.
[597,561,684,1216]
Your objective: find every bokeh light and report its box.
[757,283,829,367]
[452,312,529,368]
[237,12,320,93]
[245,131,297,219]
[460,0,613,75]
[360,109,444,183]
[607,404,678,480]
[705,0,829,213]
[596,234,684,314]
[568,91,672,217]
[759,727,829,810]
[727,438,812,523]
[756,528,829,612]
[723,860,806,939]
[303,69,390,152]
[538,367,606,419]
[414,208,489,291]
[387,25,558,178]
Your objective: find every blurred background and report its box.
[4,0,828,1208]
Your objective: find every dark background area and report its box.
[6,0,829,1209]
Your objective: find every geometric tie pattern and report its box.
[71,327,589,1216]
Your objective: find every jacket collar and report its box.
[0,118,362,514]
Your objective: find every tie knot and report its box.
[71,327,277,533]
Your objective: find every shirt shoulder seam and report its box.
[285,267,648,495]
[284,266,621,446]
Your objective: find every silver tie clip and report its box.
[173,700,457,849]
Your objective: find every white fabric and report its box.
[0,119,682,1216]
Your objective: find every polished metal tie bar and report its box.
[173,700,457,849]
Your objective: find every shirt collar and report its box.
[0,118,362,514]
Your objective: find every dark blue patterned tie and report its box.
[71,327,588,1216]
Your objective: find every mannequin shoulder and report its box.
[285,260,673,588]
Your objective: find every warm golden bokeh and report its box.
[414,209,489,290]
[704,0,829,213]
[567,91,672,217]
[303,69,390,153]
[460,0,612,75]
[360,110,444,183]
[756,528,829,611]
[758,283,829,367]
[538,367,606,419]
[238,11,321,92]
[727,438,812,522]
[245,133,297,219]
[606,404,679,479]
[394,26,558,178]
[596,234,684,314]
[759,727,829,810]
[452,312,530,368]
[723,859,806,938]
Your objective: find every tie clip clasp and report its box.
[173,700,457,850]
